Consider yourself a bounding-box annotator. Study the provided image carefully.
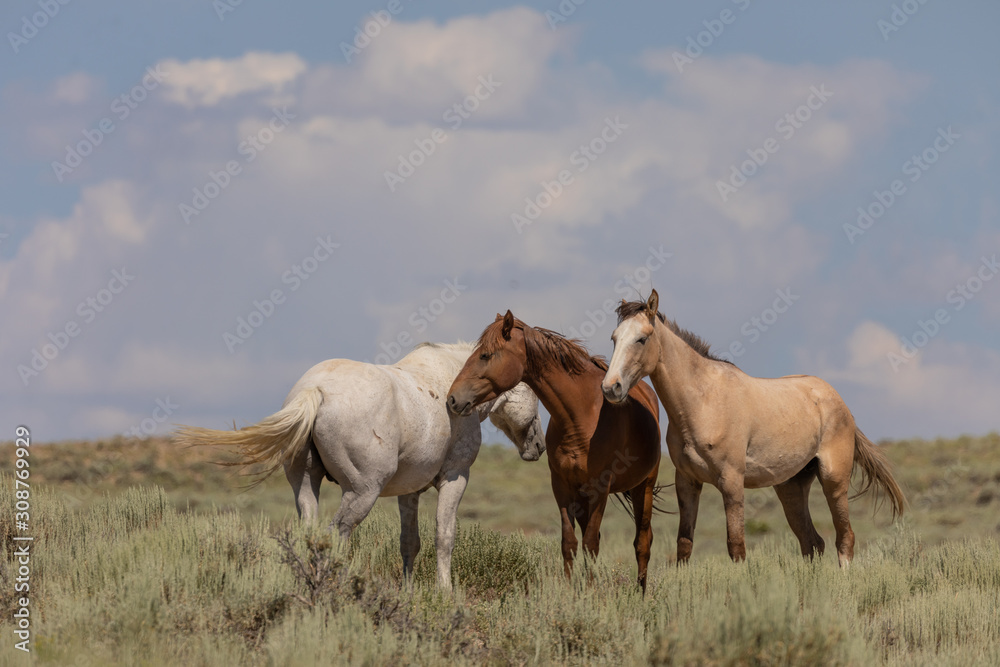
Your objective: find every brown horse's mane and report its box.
[476,317,608,376]
[616,300,733,365]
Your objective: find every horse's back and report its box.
[289,359,401,437]
[735,372,856,486]
[287,356,464,496]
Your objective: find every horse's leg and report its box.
[581,485,610,559]
[773,461,825,559]
[322,424,398,542]
[329,486,382,543]
[552,475,580,577]
[434,468,470,590]
[818,448,856,567]
[719,474,747,562]
[398,492,421,582]
[675,471,702,563]
[283,439,325,522]
[630,469,657,593]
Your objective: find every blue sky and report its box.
[2,0,998,442]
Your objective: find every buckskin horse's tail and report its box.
[174,386,323,487]
[852,428,906,520]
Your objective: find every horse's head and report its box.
[488,382,545,461]
[447,310,527,417]
[603,290,662,403]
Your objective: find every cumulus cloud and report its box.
[303,7,574,123]
[810,321,1000,437]
[639,54,924,230]
[3,8,976,441]
[159,52,307,108]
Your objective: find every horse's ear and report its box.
[501,310,514,340]
[646,290,659,318]
[495,313,503,321]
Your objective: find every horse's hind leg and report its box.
[817,441,856,567]
[283,439,326,522]
[630,467,658,593]
[398,492,421,582]
[330,487,382,542]
[773,460,825,559]
[675,471,702,563]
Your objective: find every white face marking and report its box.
[604,317,654,401]
[611,318,645,370]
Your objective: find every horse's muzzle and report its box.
[519,420,545,461]
[446,394,475,416]
[601,380,628,404]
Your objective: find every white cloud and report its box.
[1,10,956,441]
[638,54,923,230]
[159,52,307,108]
[0,180,147,323]
[812,321,1000,437]
[303,7,571,122]
[50,72,102,105]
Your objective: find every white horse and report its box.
[175,342,544,588]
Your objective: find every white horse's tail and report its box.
[174,386,323,486]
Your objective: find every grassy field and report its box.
[0,432,998,664]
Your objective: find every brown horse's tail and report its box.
[851,428,905,520]
[613,483,676,520]
[173,386,323,487]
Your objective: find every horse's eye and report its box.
[479,352,491,361]
[636,337,647,345]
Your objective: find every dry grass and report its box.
[0,432,998,664]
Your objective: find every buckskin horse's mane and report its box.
[615,299,733,365]
[476,317,608,376]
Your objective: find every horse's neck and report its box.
[525,363,602,441]
[650,320,713,431]
[403,343,474,392]
[427,344,474,377]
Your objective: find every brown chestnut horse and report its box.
[447,311,662,591]
[602,291,905,567]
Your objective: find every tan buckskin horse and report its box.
[447,311,662,591]
[602,291,905,567]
